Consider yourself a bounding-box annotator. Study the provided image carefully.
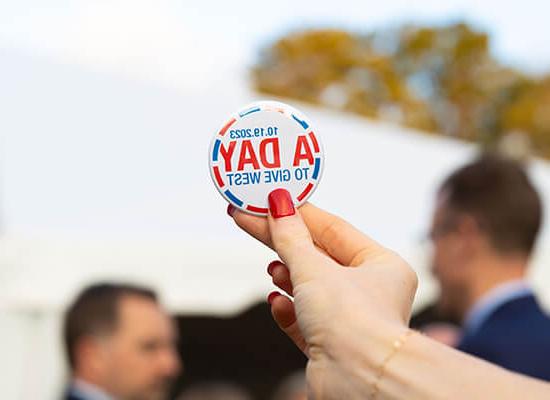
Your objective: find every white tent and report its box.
[2,48,550,399]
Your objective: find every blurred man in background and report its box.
[63,283,181,400]
[429,154,550,380]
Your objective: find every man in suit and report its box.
[63,283,181,400]
[429,153,550,380]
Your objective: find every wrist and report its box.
[327,316,408,397]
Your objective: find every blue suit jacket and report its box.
[458,294,550,381]
[63,390,86,400]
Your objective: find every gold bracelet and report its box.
[370,329,414,399]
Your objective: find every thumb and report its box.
[268,189,327,285]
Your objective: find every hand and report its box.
[228,189,418,399]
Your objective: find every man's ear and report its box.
[456,215,484,256]
[74,335,107,376]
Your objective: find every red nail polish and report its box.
[267,291,281,305]
[267,261,279,276]
[268,189,295,219]
[227,204,236,217]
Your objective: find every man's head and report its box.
[430,154,542,320]
[64,283,181,400]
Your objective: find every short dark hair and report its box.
[439,153,542,255]
[63,282,157,369]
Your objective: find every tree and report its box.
[254,23,550,159]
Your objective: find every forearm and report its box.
[338,321,550,400]
[381,328,549,400]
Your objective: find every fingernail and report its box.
[267,261,279,276]
[267,291,281,305]
[227,204,236,217]
[268,189,295,219]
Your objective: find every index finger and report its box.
[231,203,387,266]
[301,204,388,266]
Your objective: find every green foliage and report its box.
[253,23,550,158]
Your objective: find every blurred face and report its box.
[98,296,181,400]
[429,196,472,320]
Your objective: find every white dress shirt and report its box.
[70,378,114,400]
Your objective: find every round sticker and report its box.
[209,100,324,216]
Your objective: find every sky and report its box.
[0,0,549,92]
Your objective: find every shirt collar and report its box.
[462,280,532,335]
[71,378,115,400]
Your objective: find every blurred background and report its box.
[1,1,550,399]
